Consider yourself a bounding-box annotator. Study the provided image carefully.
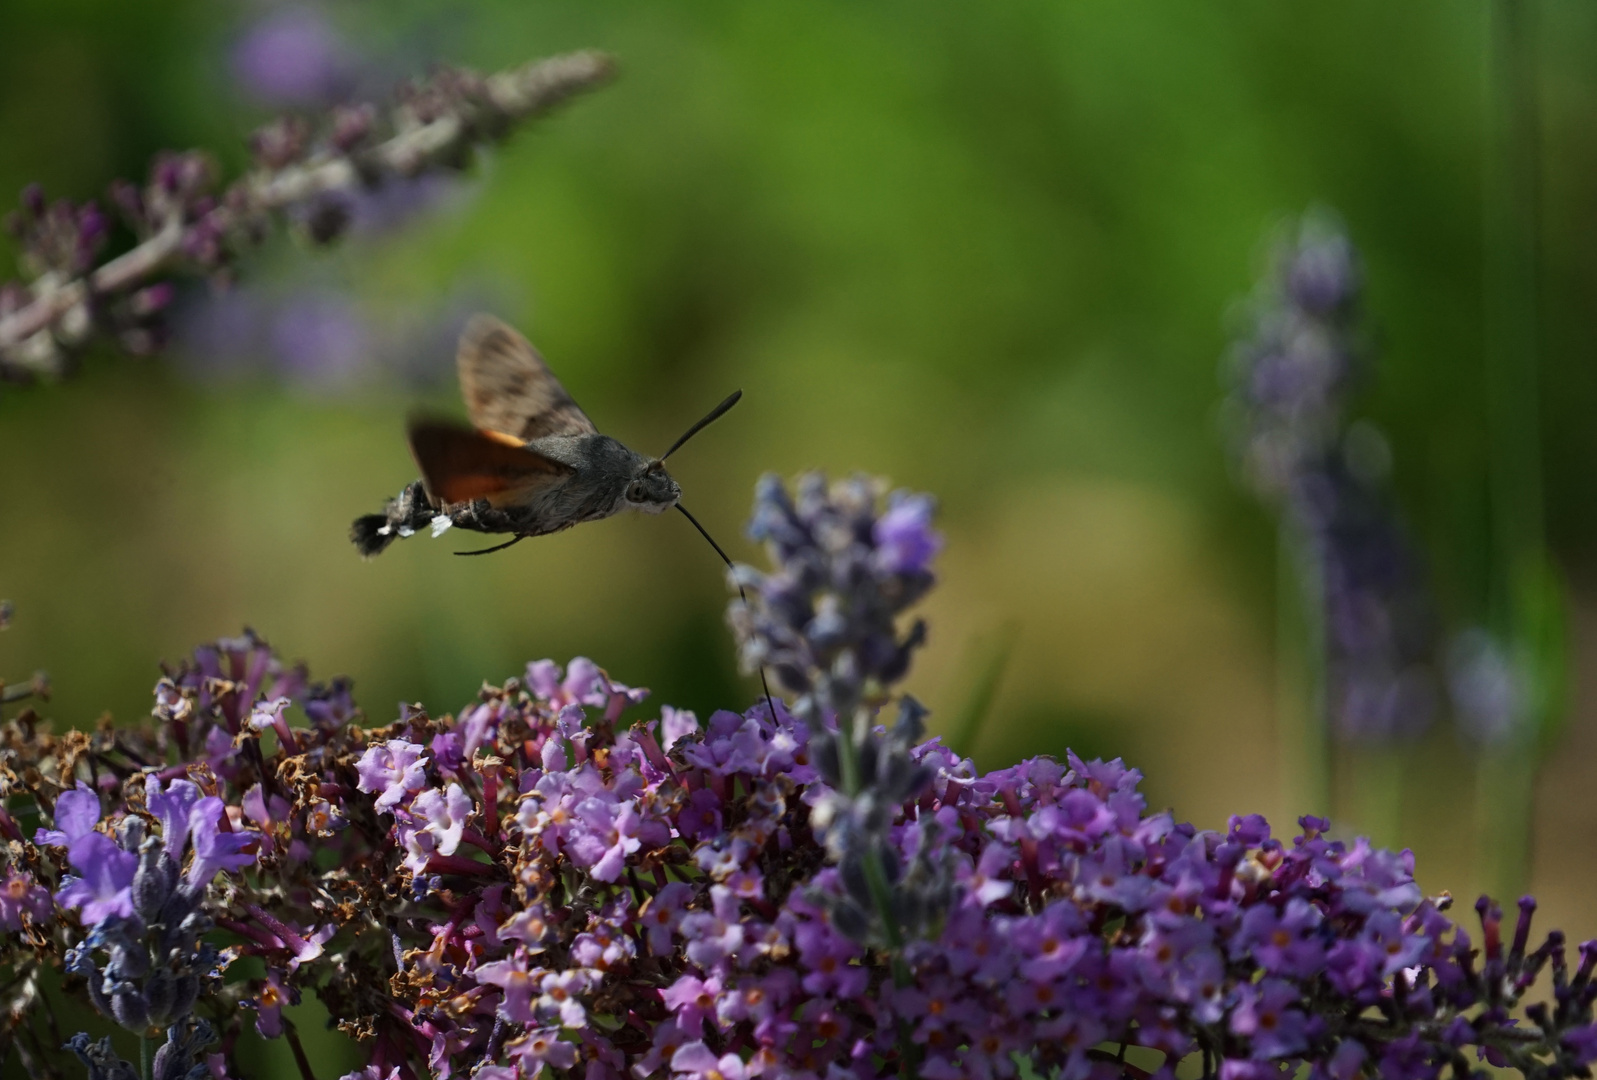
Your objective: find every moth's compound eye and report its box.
[627,481,647,502]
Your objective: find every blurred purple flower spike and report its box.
[1,49,615,381]
[1227,212,1438,743]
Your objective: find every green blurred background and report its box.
[3,0,1597,1000]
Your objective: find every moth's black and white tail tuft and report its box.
[350,481,434,559]
[350,514,396,557]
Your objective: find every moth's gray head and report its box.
[556,433,681,517]
[625,461,681,514]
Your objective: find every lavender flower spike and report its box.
[730,473,950,953]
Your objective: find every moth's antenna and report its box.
[456,534,529,556]
[658,390,742,463]
[676,503,779,724]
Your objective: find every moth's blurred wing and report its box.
[457,314,597,441]
[407,420,573,508]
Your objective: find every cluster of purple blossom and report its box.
[1224,214,1439,742]
[1,477,1594,1080]
[0,49,612,383]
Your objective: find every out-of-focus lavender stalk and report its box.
[0,49,613,382]
[1225,213,1438,841]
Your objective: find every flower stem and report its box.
[1278,519,1330,819]
[860,844,906,954]
[836,707,863,796]
[284,1021,320,1080]
[838,704,917,1079]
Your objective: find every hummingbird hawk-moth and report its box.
[351,313,776,719]
[350,314,742,560]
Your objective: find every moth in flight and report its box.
[351,314,740,560]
